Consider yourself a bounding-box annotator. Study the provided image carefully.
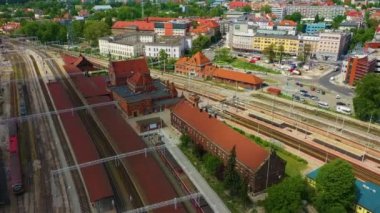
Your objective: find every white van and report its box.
[318,101,329,109]
[336,105,351,115]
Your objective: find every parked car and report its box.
[336,102,346,106]
[316,89,321,93]
[336,105,351,115]
[318,101,329,109]
[311,96,319,101]
[336,95,341,99]
[300,89,308,94]
[303,93,311,98]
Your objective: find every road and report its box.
[318,70,354,97]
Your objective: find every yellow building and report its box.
[307,169,380,213]
[253,33,300,55]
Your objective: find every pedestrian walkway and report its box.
[160,127,231,213]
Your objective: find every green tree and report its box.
[314,14,320,23]
[298,43,311,63]
[209,6,224,17]
[191,35,211,54]
[260,5,272,14]
[332,15,346,29]
[72,20,84,42]
[265,176,306,213]
[105,15,113,27]
[263,44,275,63]
[241,5,252,13]
[224,146,241,195]
[158,49,169,71]
[353,74,380,121]
[277,45,284,63]
[214,48,234,63]
[180,134,191,148]
[285,12,302,23]
[315,159,356,212]
[83,20,111,46]
[203,153,223,175]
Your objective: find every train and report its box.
[8,136,24,195]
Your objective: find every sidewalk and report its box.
[160,127,231,213]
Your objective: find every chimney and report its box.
[208,114,212,118]
[205,108,208,112]
[214,113,217,118]
[200,108,203,112]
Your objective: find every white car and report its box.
[336,95,340,99]
[318,101,329,109]
[336,105,351,115]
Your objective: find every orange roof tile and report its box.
[110,58,150,78]
[229,1,250,9]
[279,20,297,27]
[172,100,269,170]
[112,21,154,31]
[211,68,263,85]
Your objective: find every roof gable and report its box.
[110,58,150,78]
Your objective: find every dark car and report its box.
[303,93,311,98]
[300,89,308,94]
[336,102,346,106]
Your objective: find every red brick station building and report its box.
[171,98,286,193]
[108,58,179,117]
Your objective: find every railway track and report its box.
[238,99,380,162]
[222,110,380,185]
[36,50,144,211]
[28,54,90,212]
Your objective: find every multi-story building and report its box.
[109,58,179,117]
[99,32,155,59]
[277,20,297,35]
[144,36,191,58]
[227,22,256,51]
[171,99,286,193]
[175,52,212,76]
[154,20,191,36]
[253,34,300,55]
[316,31,351,61]
[285,6,345,19]
[99,33,191,59]
[298,34,320,58]
[305,22,327,34]
[270,5,286,20]
[342,55,376,86]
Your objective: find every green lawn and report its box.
[277,151,308,177]
[231,59,281,74]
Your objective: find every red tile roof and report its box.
[47,82,113,203]
[346,10,362,17]
[175,52,211,67]
[112,20,154,31]
[145,17,176,22]
[172,100,269,170]
[191,52,211,66]
[279,20,297,27]
[229,1,250,9]
[110,58,150,79]
[87,97,187,213]
[62,54,78,65]
[208,66,263,85]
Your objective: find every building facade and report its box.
[253,34,300,55]
[175,52,212,76]
[316,31,351,61]
[298,34,320,58]
[305,22,327,34]
[99,33,155,59]
[145,36,190,58]
[343,55,376,86]
[227,22,256,51]
[285,6,345,19]
[154,20,191,36]
[171,99,286,193]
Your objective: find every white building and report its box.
[271,5,286,20]
[145,36,191,58]
[99,32,155,59]
[227,22,256,51]
[316,31,351,61]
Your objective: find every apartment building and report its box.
[145,36,191,58]
[270,5,286,20]
[277,20,297,35]
[227,22,256,51]
[305,22,327,34]
[298,34,320,58]
[99,32,155,58]
[342,55,376,86]
[153,20,191,36]
[316,31,351,61]
[253,34,300,55]
[286,6,345,19]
